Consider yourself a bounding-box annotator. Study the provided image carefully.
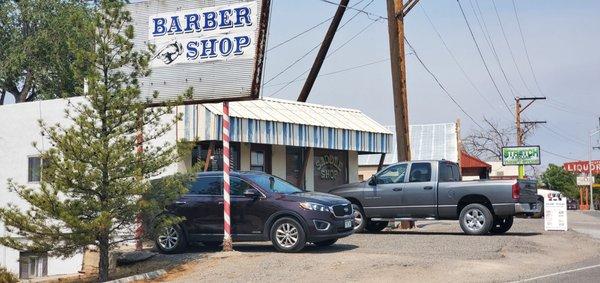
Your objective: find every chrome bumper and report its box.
[515,202,542,214]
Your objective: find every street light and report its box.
[589,128,600,211]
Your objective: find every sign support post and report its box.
[222,102,233,251]
[589,128,600,210]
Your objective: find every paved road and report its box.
[514,258,600,283]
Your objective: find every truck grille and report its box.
[332,204,353,217]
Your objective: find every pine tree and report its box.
[0,1,191,281]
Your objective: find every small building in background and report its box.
[488,161,519,180]
[358,123,493,180]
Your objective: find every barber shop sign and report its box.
[148,1,257,67]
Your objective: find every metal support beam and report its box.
[297,0,349,102]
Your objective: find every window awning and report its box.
[178,98,392,153]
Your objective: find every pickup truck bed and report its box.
[329,160,541,235]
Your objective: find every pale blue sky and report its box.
[262,0,600,166]
[6,0,599,167]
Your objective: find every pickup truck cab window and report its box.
[377,164,407,184]
[408,162,431,183]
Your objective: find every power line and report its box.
[490,0,535,97]
[267,0,368,52]
[267,17,333,52]
[469,0,519,98]
[316,0,387,21]
[263,0,375,86]
[512,0,545,96]
[264,58,390,88]
[456,0,513,115]
[540,123,587,146]
[421,5,509,120]
[405,37,484,129]
[267,18,381,97]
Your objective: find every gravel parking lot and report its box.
[148,212,600,283]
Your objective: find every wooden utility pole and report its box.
[387,0,411,162]
[515,97,546,178]
[297,0,349,102]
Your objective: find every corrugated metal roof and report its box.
[202,98,392,134]
[359,123,459,165]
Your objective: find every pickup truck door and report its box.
[400,162,437,218]
[363,163,408,218]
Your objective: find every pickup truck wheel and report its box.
[351,204,366,232]
[490,216,513,234]
[365,221,389,233]
[459,204,493,235]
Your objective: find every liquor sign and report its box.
[563,160,600,174]
[129,0,270,104]
[501,146,541,166]
[543,192,568,231]
[576,175,595,186]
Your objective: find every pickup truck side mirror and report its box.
[368,175,377,186]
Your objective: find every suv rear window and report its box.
[190,176,222,195]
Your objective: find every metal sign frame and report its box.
[129,0,272,106]
[501,145,541,166]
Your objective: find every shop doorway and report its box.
[286,147,305,188]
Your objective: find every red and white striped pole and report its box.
[222,102,233,251]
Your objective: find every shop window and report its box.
[28,156,42,183]
[19,252,48,279]
[191,142,240,171]
[250,144,271,173]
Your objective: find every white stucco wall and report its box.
[305,149,315,191]
[0,98,85,276]
[0,97,179,278]
[271,145,286,180]
[240,143,251,171]
[348,151,359,184]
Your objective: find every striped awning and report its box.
[177,98,392,153]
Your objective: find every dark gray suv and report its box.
[154,171,355,253]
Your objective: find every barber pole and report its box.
[222,102,233,251]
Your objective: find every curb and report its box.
[106,269,167,283]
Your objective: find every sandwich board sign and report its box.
[501,146,541,166]
[128,0,271,104]
[543,192,568,231]
[576,175,595,186]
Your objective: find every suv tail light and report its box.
[512,182,520,200]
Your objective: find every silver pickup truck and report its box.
[329,160,541,235]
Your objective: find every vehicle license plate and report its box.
[344,219,352,228]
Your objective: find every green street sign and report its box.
[502,146,541,166]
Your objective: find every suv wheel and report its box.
[459,204,493,235]
[490,216,513,234]
[313,239,337,247]
[270,217,306,252]
[155,225,187,254]
[365,221,388,233]
[352,204,366,232]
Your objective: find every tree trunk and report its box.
[98,237,110,282]
[0,90,5,105]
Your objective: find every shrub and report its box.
[0,266,18,283]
